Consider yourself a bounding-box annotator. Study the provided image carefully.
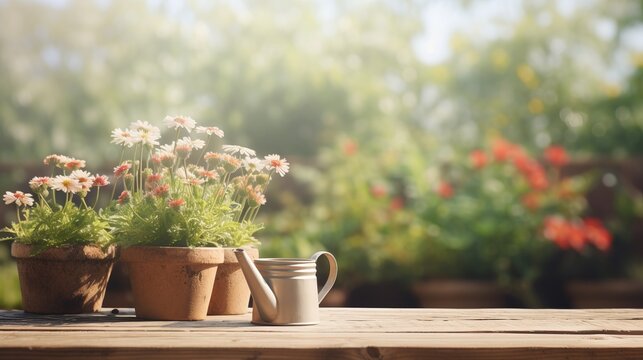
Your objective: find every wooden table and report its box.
[1,308,642,359]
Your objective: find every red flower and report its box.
[543,216,570,249]
[567,223,586,251]
[527,170,549,190]
[151,153,162,165]
[93,175,110,187]
[512,149,535,175]
[113,163,132,177]
[543,216,612,252]
[521,193,540,211]
[146,173,163,185]
[492,138,517,162]
[469,150,488,169]
[583,218,612,251]
[437,181,454,199]
[389,197,404,211]
[544,146,569,167]
[151,184,170,198]
[117,191,130,205]
[343,139,358,156]
[370,184,387,199]
[168,198,185,209]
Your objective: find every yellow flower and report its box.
[450,34,467,53]
[492,49,509,69]
[528,98,545,114]
[430,65,450,84]
[516,64,539,88]
[631,52,643,68]
[602,83,621,98]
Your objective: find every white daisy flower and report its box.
[196,126,225,138]
[50,176,83,194]
[3,191,34,207]
[130,120,156,133]
[176,167,195,180]
[70,170,95,191]
[111,128,139,148]
[177,137,205,150]
[264,154,290,177]
[135,130,160,147]
[159,142,175,154]
[185,177,205,186]
[163,115,196,132]
[222,144,256,157]
[242,157,265,173]
[62,157,86,171]
[130,121,161,146]
[29,177,50,190]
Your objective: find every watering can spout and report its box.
[234,248,278,322]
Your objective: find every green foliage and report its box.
[108,192,260,248]
[0,245,21,309]
[264,128,429,286]
[1,202,112,252]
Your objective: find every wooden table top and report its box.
[1,307,643,359]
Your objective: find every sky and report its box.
[415,0,523,65]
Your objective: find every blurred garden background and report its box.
[1,0,643,308]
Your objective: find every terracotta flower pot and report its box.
[208,247,258,315]
[121,246,224,321]
[11,242,117,314]
[412,279,507,308]
[566,279,643,308]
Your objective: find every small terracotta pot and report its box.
[208,247,258,315]
[11,242,117,314]
[121,246,224,321]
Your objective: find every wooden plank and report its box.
[1,331,643,360]
[3,330,643,348]
[1,308,643,335]
[1,308,642,359]
[2,347,643,360]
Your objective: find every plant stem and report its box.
[81,197,89,210]
[51,188,58,208]
[139,143,145,192]
[111,148,126,201]
[172,129,180,173]
[92,187,101,209]
[195,136,212,168]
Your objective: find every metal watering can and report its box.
[234,248,338,325]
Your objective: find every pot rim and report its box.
[11,242,117,261]
[222,246,259,263]
[120,245,225,264]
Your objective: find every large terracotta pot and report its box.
[11,242,117,314]
[208,247,258,315]
[412,279,507,308]
[121,246,224,321]
[566,279,643,308]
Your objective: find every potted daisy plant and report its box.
[108,116,289,320]
[1,155,116,314]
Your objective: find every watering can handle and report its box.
[310,251,338,304]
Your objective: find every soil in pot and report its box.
[208,247,258,315]
[11,242,117,314]
[121,246,224,321]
